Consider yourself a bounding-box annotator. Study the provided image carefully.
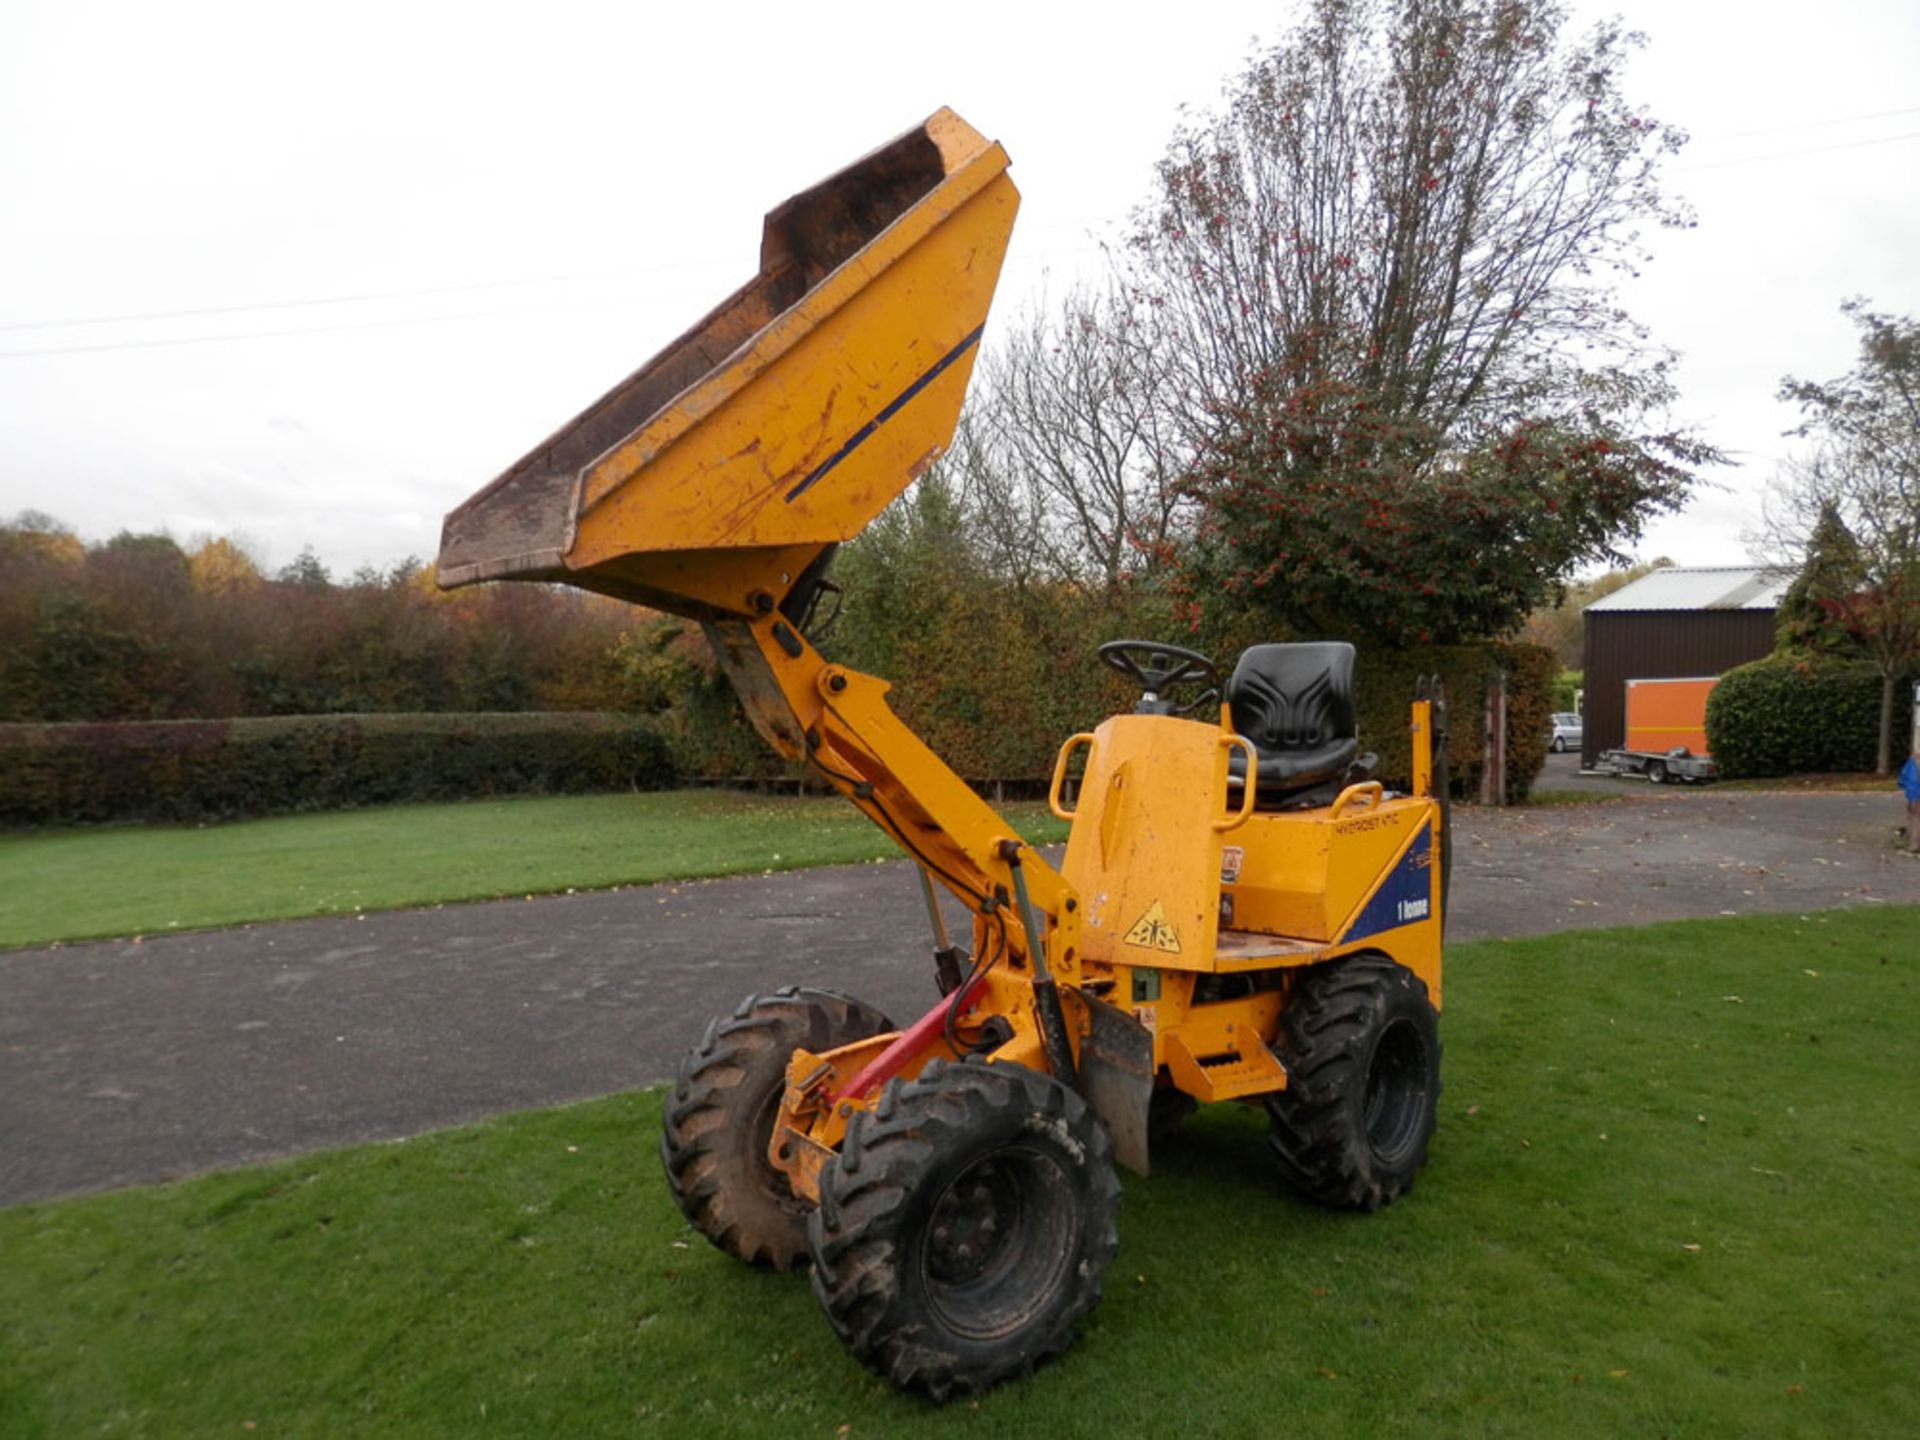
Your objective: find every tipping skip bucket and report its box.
[436,108,1019,618]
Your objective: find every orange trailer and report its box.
[1625,676,1717,756]
[1594,675,1722,784]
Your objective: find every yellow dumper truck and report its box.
[438,109,1448,1400]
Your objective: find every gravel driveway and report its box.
[3,776,1914,1207]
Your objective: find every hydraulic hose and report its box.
[1000,842,1076,1085]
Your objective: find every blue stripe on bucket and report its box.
[783,324,985,503]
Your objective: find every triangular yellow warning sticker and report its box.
[1123,901,1182,954]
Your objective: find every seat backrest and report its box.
[1225,642,1356,756]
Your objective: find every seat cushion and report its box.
[1225,642,1360,805]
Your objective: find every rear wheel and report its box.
[1266,955,1440,1211]
[660,986,893,1270]
[1647,759,1669,784]
[808,1060,1120,1401]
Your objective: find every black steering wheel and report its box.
[1097,639,1221,715]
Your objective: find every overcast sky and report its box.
[3,0,1916,581]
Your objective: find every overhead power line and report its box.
[0,238,1113,360]
[1698,104,1920,142]
[0,294,672,359]
[0,261,737,336]
[1679,127,1920,172]
[0,216,1113,339]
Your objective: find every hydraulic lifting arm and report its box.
[435,110,1084,1080]
[702,611,1080,979]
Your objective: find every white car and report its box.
[1548,712,1583,752]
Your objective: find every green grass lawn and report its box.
[0,791,1070,950]
[1523,788,1624,807]
[1717,773,1899,794]
[3,907,1913,1437]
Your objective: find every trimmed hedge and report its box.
[663,634,1555,803]
[1705,657,1915,778]
[0,712,676,828]
[1350,640,1556,803]
[2,638,1556,829]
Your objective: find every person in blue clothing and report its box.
[1900,754,1919,852]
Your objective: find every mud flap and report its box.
[1076,991,1154,1177]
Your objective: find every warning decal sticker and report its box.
[1122,901,1182,954]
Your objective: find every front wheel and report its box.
[808,1060,1120,1401]
[1551,736,1566,753]
[1266,955,1441,1211]
[660,986,893,1271]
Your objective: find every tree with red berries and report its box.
[1129,0,1713,642]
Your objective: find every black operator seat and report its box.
[1224,642,1378,810]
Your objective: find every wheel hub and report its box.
[919,1146,1077,1342]
[927,1161,1015,1284]
[1364,1018,1428,1163]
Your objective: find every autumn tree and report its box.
[0,524,194,719]
[1130,0,1711,643]
[958,284,1185,594]
[0,516,648,723]
[0,513,85,719]
[188,536,264,595]
[1767,301,1920,774]
[940,406,1054,590]
[276,546,333,590]
[0,510,84,567]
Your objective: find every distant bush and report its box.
[1552,669,1583,713]
[1706,656,1914,777]
[0,712,677,828]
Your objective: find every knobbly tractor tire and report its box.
[660,986,893,1271]
[1266,955,1441,1212]
[807,1059,1121,1401]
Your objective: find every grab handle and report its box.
[1329,781,1385,819]
[1216,735,1259,833]
[1048,733,1097,820]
